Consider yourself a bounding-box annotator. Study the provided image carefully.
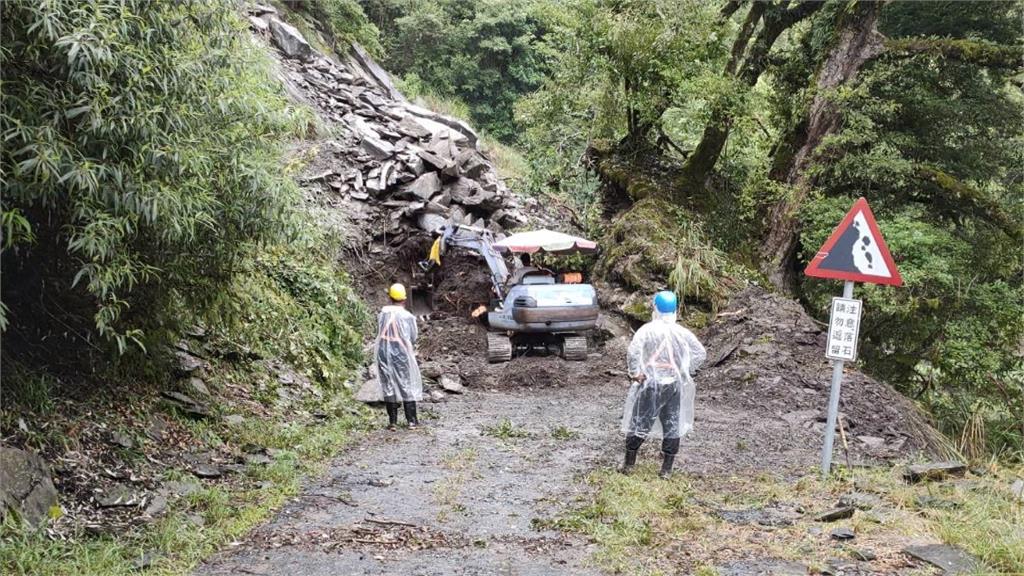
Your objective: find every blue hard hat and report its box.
[654,291,677,313]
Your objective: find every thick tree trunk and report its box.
[678,1,823,191]
[759,1,886,292]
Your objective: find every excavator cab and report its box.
[421,224,600,363]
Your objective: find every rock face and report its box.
[268,17,313,61]
[0,447,59,528]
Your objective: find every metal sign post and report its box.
[821,280,855,477]
[805,198,903,478]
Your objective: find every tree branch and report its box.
[914,165,1023,240]
[719,0,746,22]
[884,38,1022,70]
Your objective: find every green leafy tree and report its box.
[288,0,383,56]
[515,0,727,205]
[1,0,308,352]
[364,0,552,142]
[795,1,1023,457]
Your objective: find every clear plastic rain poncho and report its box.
[621,310,707,439]
[374,305,423,402]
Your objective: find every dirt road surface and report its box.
[195,364,623,576]
[196,289,939,575]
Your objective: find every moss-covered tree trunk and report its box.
[759,1,885,292]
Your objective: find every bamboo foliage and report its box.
[1,0,307,350]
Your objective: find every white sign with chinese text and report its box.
[826,297,862,362]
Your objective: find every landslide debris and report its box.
[254,8,529,247]
[700,287,947,460]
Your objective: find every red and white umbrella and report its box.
[493,229,598,255]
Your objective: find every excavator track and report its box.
[562,335,588,361]
[486,333,513,363]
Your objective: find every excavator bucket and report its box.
[409,286,434,316]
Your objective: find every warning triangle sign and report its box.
[804,197,902,286]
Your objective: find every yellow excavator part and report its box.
[428,237,442,266]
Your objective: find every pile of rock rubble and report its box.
[249,5,527,242]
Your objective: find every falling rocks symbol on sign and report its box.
[804,197,902,286]
[818,220,870,272]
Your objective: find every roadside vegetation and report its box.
[2,1,369,574]
[548,463,1024,575]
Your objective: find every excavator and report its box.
[418,223,599,362]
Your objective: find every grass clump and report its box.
[597,198,739,320]
[482,419,532,440]
[551,426,580,441]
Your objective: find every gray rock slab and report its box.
[904,544,980,575]
[903,461,967,483]
[268,17,312,61]
[816,505,855,522]
[402,172,442,200]
[0,447,59,528]
[830,527,855,540]
[356,379,383,403]
[360,134,395,160]
[185,376,210,397]
[402,102,478,147]
[439,374,464,394]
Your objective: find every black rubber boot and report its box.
[620,449,639,474]
[659,437,680,479]
[658,453,676,479]
[403,402,418,428]
[385,402,399,430]
[620,436,643,474]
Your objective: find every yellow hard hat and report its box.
[388,283,407,301]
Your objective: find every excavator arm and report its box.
[425,224,510,300]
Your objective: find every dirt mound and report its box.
[416,309,626,393]
[698,287,947,460]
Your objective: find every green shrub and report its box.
[291,0,383,56]
[1,1,308,351]
[218,235,369,385]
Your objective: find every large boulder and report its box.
[268,17,313,61]
[0,447,59,528]
[401,172,442,201]
[356,379,384,403]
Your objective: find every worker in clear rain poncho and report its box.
[375,283,423,429]
[620,291,706,478]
